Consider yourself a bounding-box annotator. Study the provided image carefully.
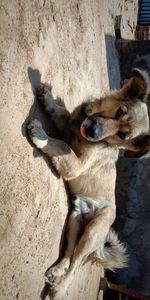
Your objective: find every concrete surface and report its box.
[0,0,139,299]
[0,1,121,299]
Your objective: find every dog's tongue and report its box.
[80,126,86,137]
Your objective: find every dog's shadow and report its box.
[22,67,67,177]
[22,67,71,299]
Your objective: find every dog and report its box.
[27,68,150,298]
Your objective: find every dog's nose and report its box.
[86,122,100,139]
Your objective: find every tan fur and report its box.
[27,69,150,299]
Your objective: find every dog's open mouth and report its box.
[80,119,101,142]
[80,115,122,142]
[80,125,86,138]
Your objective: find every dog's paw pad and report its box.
[45,268,57,284]
[45,266,64,289]
[36,85,46,108]
[27,119,42,130]
[45,274,56,287]
[36,84,55,113]
[27,119,48,149]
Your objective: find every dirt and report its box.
[0,1,138,300]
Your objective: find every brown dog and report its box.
[28,69,150,298]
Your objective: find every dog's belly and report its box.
[69,164,116,202]
[73,196,110,225]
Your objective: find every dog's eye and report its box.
[116,106,127,118]
[117,131,126,140]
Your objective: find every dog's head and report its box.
[80,69,150,156]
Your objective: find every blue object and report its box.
[138,0,150,25]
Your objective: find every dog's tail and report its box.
[91,228,128,271]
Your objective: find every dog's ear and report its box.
[124,150,148,158]
[124,133,150,158]
[121,69,150,102]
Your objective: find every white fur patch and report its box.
[73,196,110,215]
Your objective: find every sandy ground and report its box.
[0,1,138,300]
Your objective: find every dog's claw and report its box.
[36,84,54,113]
[36,84,47,108]
[45,274,55,286]
[45,271,57,288]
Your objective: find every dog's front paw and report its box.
[27,119,48,149]
[36,84,55,114]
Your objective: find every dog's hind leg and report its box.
[36,84,70,133]
[45,210,82,286]
[47,206,115,297]
[70,207,115,268]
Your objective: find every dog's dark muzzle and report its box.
[85,120,100,139]
[80,116,119,142]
